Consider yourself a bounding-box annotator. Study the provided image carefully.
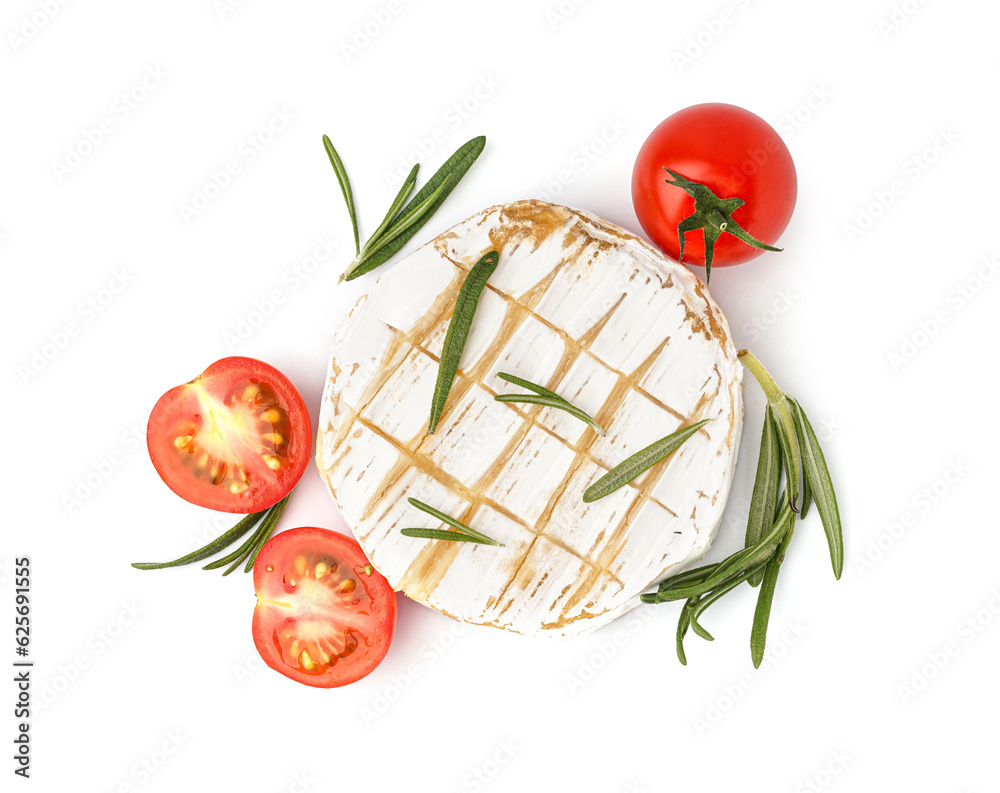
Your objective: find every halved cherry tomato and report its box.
[252,528,396,688]
[147,357,311,513]
[631,103,797,271]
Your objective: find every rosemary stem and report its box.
[737,350,783,403]
[739,349,802,510]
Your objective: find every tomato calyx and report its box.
[664,168,783,282]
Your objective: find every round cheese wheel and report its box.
[316,200,742,638]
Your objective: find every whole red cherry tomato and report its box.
[631,103,796,280]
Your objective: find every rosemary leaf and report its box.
[494,372,605,435]
[772,396,802,511]
[582,419,710,503]
[689,569,755,641]
[657,562,721,592]
[407,497,501,545]
[131,510,263,570]
[358,163,419,259]
[789,398,843,579]
[322,135,360,256]
[799,457,813,520]
[676,600,694,665]
[494,394,605,435]
[354,175,452,269]
[689,604,715,642]
[495,371,563,400]
[399,528,500,546]
[344,136,486,280]
[750,522,794,667]
[746,406,782,587]
[427,250,500,433]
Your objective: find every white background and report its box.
[4,0,998,790]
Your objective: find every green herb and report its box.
[400,498,503,546]
[642,349,844,667]
[649,502,793,603]
[323,136,360,256]
[428,250,500,434]
[643,501,794,665]
[789,396,843,578]
[241,495,289,574]
[323,135,487,281]
[663,168,782,283]
[582,420,710,503]
[131,492,291,576]
[745,406,782,587]
[131,511,262,570]
[740,352,842,577]
[493,372,605,435]
[750,523,794,666]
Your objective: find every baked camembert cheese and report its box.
[316,200,742,638]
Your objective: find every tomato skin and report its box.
[252,528,396,688]
[147,357,311,513]
[631,103,797,268]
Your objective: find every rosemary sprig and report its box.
[323,135,487,281]
[582,420,710,503]
[242,494,289,573]
[493,372,605,435]
[643,349,844,667]
[131,511,263,570]
[643,502,794,664]
[131,492,291,575]
[400,498,503,546]
[428,250,500,434]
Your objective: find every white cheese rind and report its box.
[316,200,743,639]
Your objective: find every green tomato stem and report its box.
[706,209,728,231]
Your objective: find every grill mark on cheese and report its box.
[556,565,619,623]
[481,279,691,425]
[491,448,590,612]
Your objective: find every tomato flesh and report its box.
[252,528,396,688]
[147,357,311,513]
[631,103,797,269]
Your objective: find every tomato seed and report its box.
[211,462,228,485]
